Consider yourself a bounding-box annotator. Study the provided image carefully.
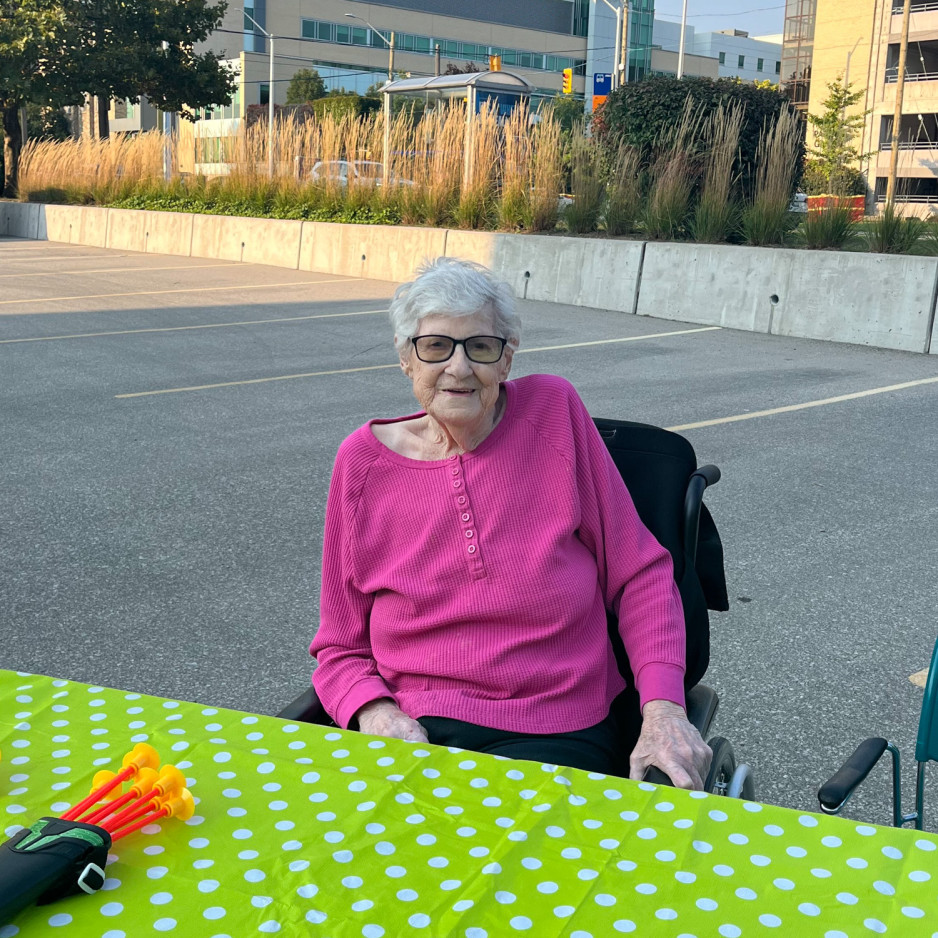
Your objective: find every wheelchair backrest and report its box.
[592,418,724,690]
[915,635,938,764]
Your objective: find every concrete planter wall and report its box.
[2,200,936,355]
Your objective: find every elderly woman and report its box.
[311,258,711,788]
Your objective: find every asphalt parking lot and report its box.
[2,237,937,828]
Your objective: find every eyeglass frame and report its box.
[409,334,509,364]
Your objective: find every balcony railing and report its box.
[892,2,938,12]
[885,67,938,82]
[875,193,938,202]
[878,139,938,149]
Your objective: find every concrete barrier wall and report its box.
[106,208,148,253]
[773,252,938,353]
[3,200,937,354]
[144,211,194,256]
[0,202,40,239]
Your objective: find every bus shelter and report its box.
[380,70,535,187]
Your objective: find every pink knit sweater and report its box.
[311,373,686,733]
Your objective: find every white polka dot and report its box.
[150,893,173,906]
[601,839,621,850]
[774,878,795,891]
[577,869,598,881]
[786,846,807,858]
[560,847,581,859]
[304,911,326,925]
[709,809,728,822]
[468,847,489,858]
[901,907,924,919]
[244,870,265,883]
[428,857,449,868]
[713,864,734,877]
[692,840,711,853]
[198,880,219,893]
[846,857,868,869]
[637,828,656,840]
[696,898,718,911]
[537,881,558,894]
[153,919,176,932]
[189,838,209,849]
[232,829,253,840]
[856,825,876,837]
[203,908,226,921]
[440,880,461,891]
[736,888,757,901]
[719,927,742,938]
[239,850,259,860]
[100,903,123,916]
[908,870,931,882]
[282,840,302,851]
[821,835,842,847]
[385,866,406,878]
[882,846,903,860]
[613,922,636,933]
[333,850,353,863]
[798,903,821,916]
[617,860,637,872]
[397,889,419,902]
[759,915,782,928]
[147,867,168,880]
[728,833,748,845]
[408,914,431,928]
[595,894,616,907]
[362,924,384,936]
[764,824,784,837]
[654,909,678,921]
[635,884,657,896]
[863,920,887,934]
[510,917,532,930]
[915,838,936,852]
[465,929,487,938]
[674,871,696,884]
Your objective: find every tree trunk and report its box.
[97,97,110,138]
[2,104,23,198]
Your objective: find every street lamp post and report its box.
[677,0,689,79]
[345,14,396,188]
[595,0,623,91]
[242,9,275,177]
[344,14,396,82]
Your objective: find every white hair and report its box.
[389,258,521,354]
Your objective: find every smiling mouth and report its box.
[443,389,475,394]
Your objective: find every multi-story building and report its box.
[784,0,938,209]
[652,20,781,82]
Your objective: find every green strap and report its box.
[17,820,106,853]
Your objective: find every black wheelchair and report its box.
[280,418,754,798]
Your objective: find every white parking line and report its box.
[0,262,240,280]
[0,278,363,310]
[114,328,719,398]
[0,309,388,344]
[666,377,938,432]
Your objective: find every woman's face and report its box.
[400,309,513,432]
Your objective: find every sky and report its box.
[651,1,787,39]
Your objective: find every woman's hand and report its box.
[355,698,429,743]
[629,700,712,790]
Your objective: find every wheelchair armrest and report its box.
[683,466,720,566]
[276,685,334,725]
[640,685,719,789]
[818,737,889,814]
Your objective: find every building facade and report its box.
[652,20,781,81]
[789,0,938,208]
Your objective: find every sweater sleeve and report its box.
[310,436,395,728]
[564,383,687,712]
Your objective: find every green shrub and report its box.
[311,94,380,120]
[800,202,859,250]
[866,203,927,254]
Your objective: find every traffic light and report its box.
[489,54,502,71]
[562,67,573,94]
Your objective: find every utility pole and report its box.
[677,0,688,79]
[243,9,275,177]
[345,15,395,82]
[621,1,630,85]
[886,0,912,206]
[435,43,441,77]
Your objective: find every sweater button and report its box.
[448,454,458,460]
[465,530,474,538]
[457,496,466,504]
[451,468,459,475]
[453,480,461,488]
[467,544,476,554]
[461,513,470,522]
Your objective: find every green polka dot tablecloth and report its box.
[2,671,937,938]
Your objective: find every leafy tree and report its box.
[286,68,326,105]
[593,76,804,200]
[1,0,235,196]
[25,103,71,141]
[444,62,481,75]
[804,78,871,196]
[542,94,587,135]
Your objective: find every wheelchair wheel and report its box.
[704,736,736,796]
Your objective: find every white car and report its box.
[788,190,808,213]
[310,160,412,187]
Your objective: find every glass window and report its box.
[757,58,764,71]
[371,29,390,49]
[316,21,332,41]
[443,40,459,57]
[336,24,350,43]
[775,60,781,74]
[301,19,315,39]
[738,54,745,68]
[718,51,725,64]
[351,26,368,46]
[519,52,533,68]
[502,50,518,65]
[260,83,269,105]
[414,35,431,54]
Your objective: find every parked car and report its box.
[310,160,413,187]
[788,190,808,213]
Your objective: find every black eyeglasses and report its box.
[411,335,508,364]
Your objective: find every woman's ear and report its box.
[395,337,412,376]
